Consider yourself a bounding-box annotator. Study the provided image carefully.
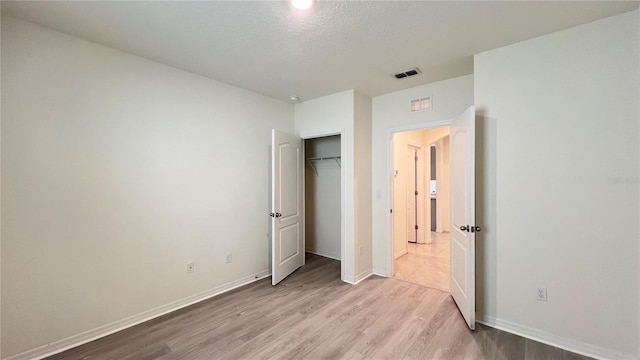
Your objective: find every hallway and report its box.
[394,232,450,292]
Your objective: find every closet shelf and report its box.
[306,156,341,176]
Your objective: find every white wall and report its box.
[353,91,372,278]
[475,10,639,359]
[372,75,474,275]
[1,16,294,358]
[305,136,341,260]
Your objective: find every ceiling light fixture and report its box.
[289,95,300,102]
[291,0,314,10]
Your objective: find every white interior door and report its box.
[271,129,304,285]
[406,146,417,243]
[449,106,476,330]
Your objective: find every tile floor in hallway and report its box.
[394,231,450,292]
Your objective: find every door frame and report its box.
[433,136,448,233]
[387,119,452,277]
[300,129,345,281]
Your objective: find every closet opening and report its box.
[304,135,342,274]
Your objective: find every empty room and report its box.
[1,1,639,360]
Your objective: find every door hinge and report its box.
[390,209,393,214]
[415,156,418,161]
[415,190,418,196]
[415,225,419,230]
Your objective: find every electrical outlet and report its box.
[536,287,548,301]
[226,253,232,264]
[187,262,195,274]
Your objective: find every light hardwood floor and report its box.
[394,232,450,292]
[47,254,592,360]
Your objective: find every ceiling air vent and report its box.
[411,96,432,112]
[393,67,421,79]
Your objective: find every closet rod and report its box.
[306,156,341,176]
[307,156,341,161]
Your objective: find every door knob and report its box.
[460,225,469,232]
[276,212,282,218]
[474,226,482,232]
[270,212,275,218]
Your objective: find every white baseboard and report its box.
[306,249,341,261]
[5,270,271,360]
[372,267,389,277]
[477,314,636,360]
[394,248,408,259]
[343,268,373,285]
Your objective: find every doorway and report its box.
[271,130,344,285]
[304,135,342,267]
[392,127,451,292]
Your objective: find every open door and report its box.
[449,106,477,330]
[271,129,304,285]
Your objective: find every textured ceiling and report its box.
[2,1,638,102]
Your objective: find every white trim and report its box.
[302,135,307,268]
[343,268,373,285]
[298,129,342,140]
[394,248,408,259]
[5,270,271,360]
[306,249,341,261]
[477,314,636,360]
[372,268,389,277]
[388,119,453,134]
[343,275,356,283]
